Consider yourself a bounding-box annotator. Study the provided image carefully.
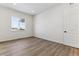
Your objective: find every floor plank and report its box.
[0,37,79,56]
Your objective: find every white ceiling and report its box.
[0,3,60,15]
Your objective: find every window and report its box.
[11,16,25,30]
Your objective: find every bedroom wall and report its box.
[34,3,79,48]
[0,6,33,42]
[34,4,64,43]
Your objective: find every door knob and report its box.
[64,31,67,33]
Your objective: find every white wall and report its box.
[0,6,33,42]
[34,4,64,43]
[34,3,79,48]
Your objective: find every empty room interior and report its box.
[0,3,79,56]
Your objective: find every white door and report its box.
[64,4,79,43]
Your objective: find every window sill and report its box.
[10,28,25,31]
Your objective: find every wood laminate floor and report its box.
[0,37,79,56]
